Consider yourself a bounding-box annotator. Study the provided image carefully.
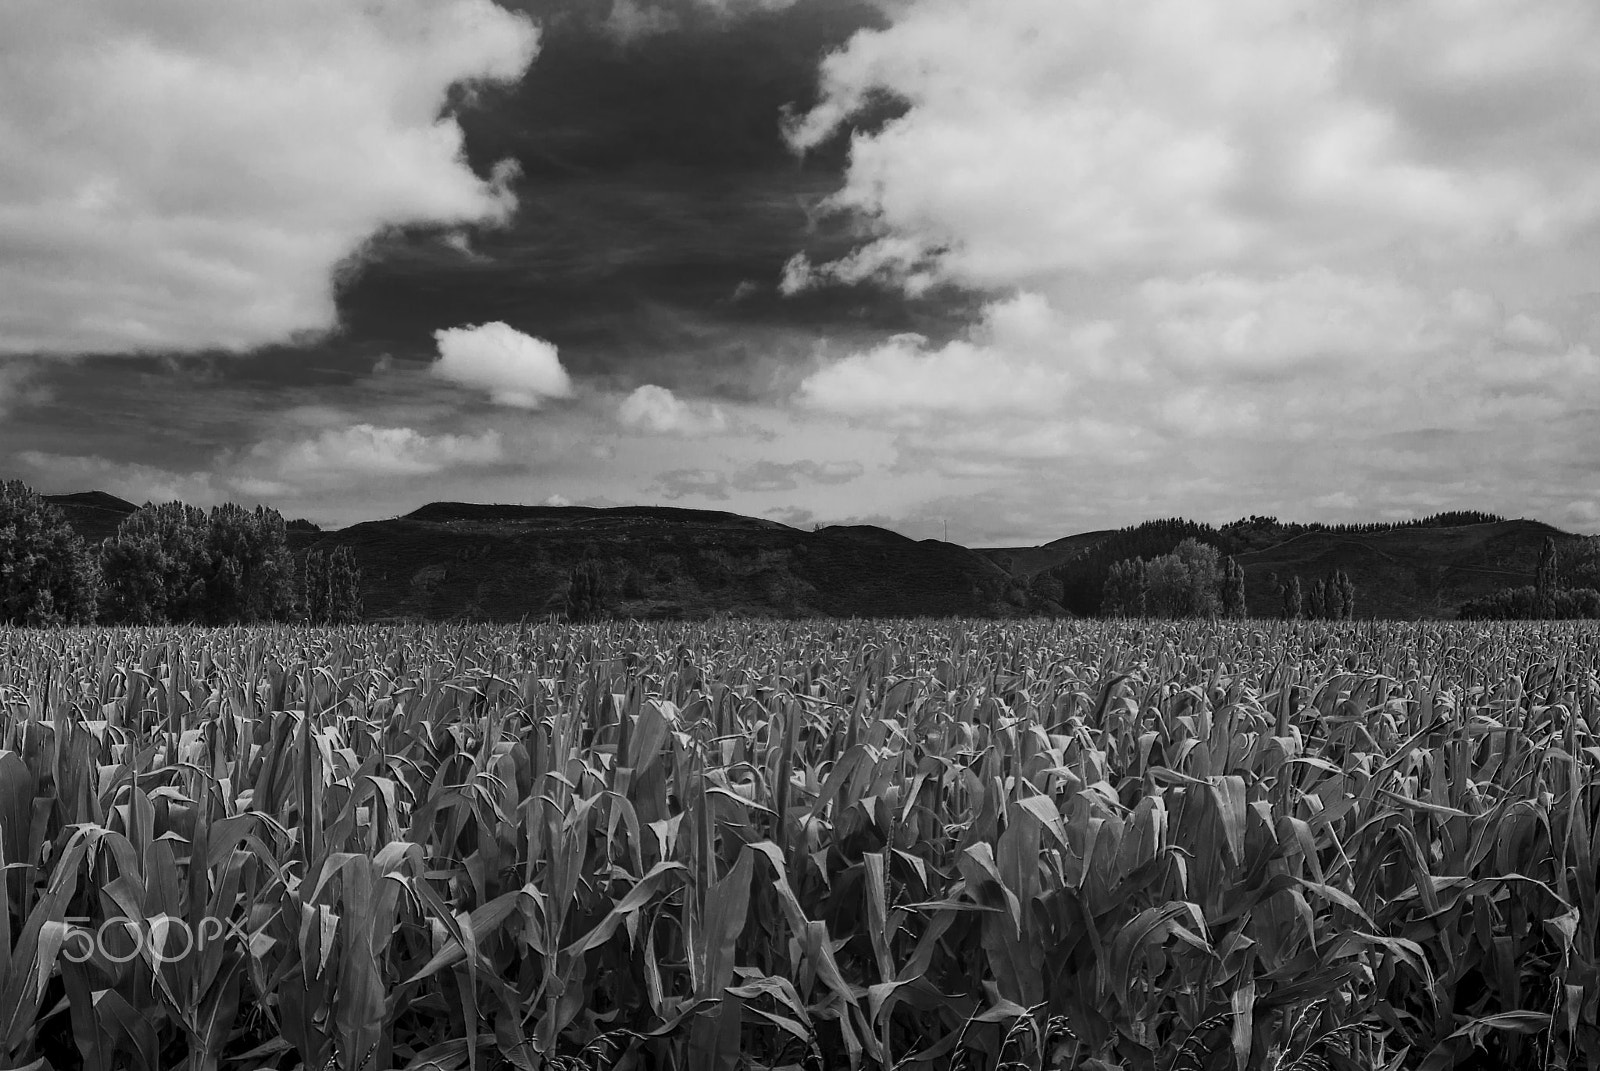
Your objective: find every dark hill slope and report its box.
[44,491,137,544]
[1236,519,1575,619]
[978,530,1117,579]
[306,503,1028,621]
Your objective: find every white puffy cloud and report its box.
[798,292,1112,423]
[617,385,729,436]
[0,1,538,356]
[432,323,575,408]
[252,424,504,483]
[784,0,1600,530]
[788,0,1600,290]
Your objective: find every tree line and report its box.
[1035,512,1392,616]
[1458,537,1600,620]
[1092,537,1360,620]
[0,480,361,627]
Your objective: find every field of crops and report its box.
[0,619,1597,1071]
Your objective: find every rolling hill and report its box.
[43,491,137,544]
[1232,519,1575,619]
[976,530,1117,579]
[296,503,1029,621]
[42,489,1584,620]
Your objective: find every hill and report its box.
[42,490,1584,620]
[299,502,1029,621]
[995,515,1577,619]
[1233,519,1575,619]
[977,530,1116,579]
[43,491,137,544]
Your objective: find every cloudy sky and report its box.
[3,0,1599,544]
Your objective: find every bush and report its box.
[0,480,99,626]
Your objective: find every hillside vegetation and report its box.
[37,488,1595,621]
[303,502,1028,621]
[996,514,1579,620]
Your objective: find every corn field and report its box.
[0,619,1598,1070]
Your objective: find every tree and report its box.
[102,500,296,625]
[100,501,209,624]
[300,546,363,624]
[300,548,329,624]
[1564,537,1600,592]
[564,559,607,623]
[1220,557,1248,619]
[0,480,99,626]
[202,504,295,625]
[1308,579,1327,620]
[325,546,363,624]
[1535,537,1560,619]
[1339,570,1356,619]
[1137,539,1223,618]
[1282,575,1303,620]
[1101,558,1147,616]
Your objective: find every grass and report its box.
[0,618,1595,1069]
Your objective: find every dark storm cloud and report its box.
[335,0,910,396]
[2,0,914,503]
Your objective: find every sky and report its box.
[2,0,1598,545]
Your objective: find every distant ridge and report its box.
[45,491,138,514]
[309,501,1025,620]
[39,490,1584,620]
[44,491,139,544]
[404,501,790,530]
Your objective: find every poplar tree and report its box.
[564,559,607,623]
[1535,537,1559,619]
[1283,576,1303,620]
[326,547,364,624]
[1220,557,1248,619]
[1338,571,1357,619]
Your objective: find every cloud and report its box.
[617,385,729,436]
[603,0,801,43]
[606,0,680,43]
[775,0,1600,534]
[0,1,538,357]
[797,292,1095,423]
[16,451,233,506]
[655,468,731,500]
[20,421,506,515]
[0,361,50,415]
[731,459,864,492]
[250,424,504,484]
[787,0,1600,291]
[432,322,575,408]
